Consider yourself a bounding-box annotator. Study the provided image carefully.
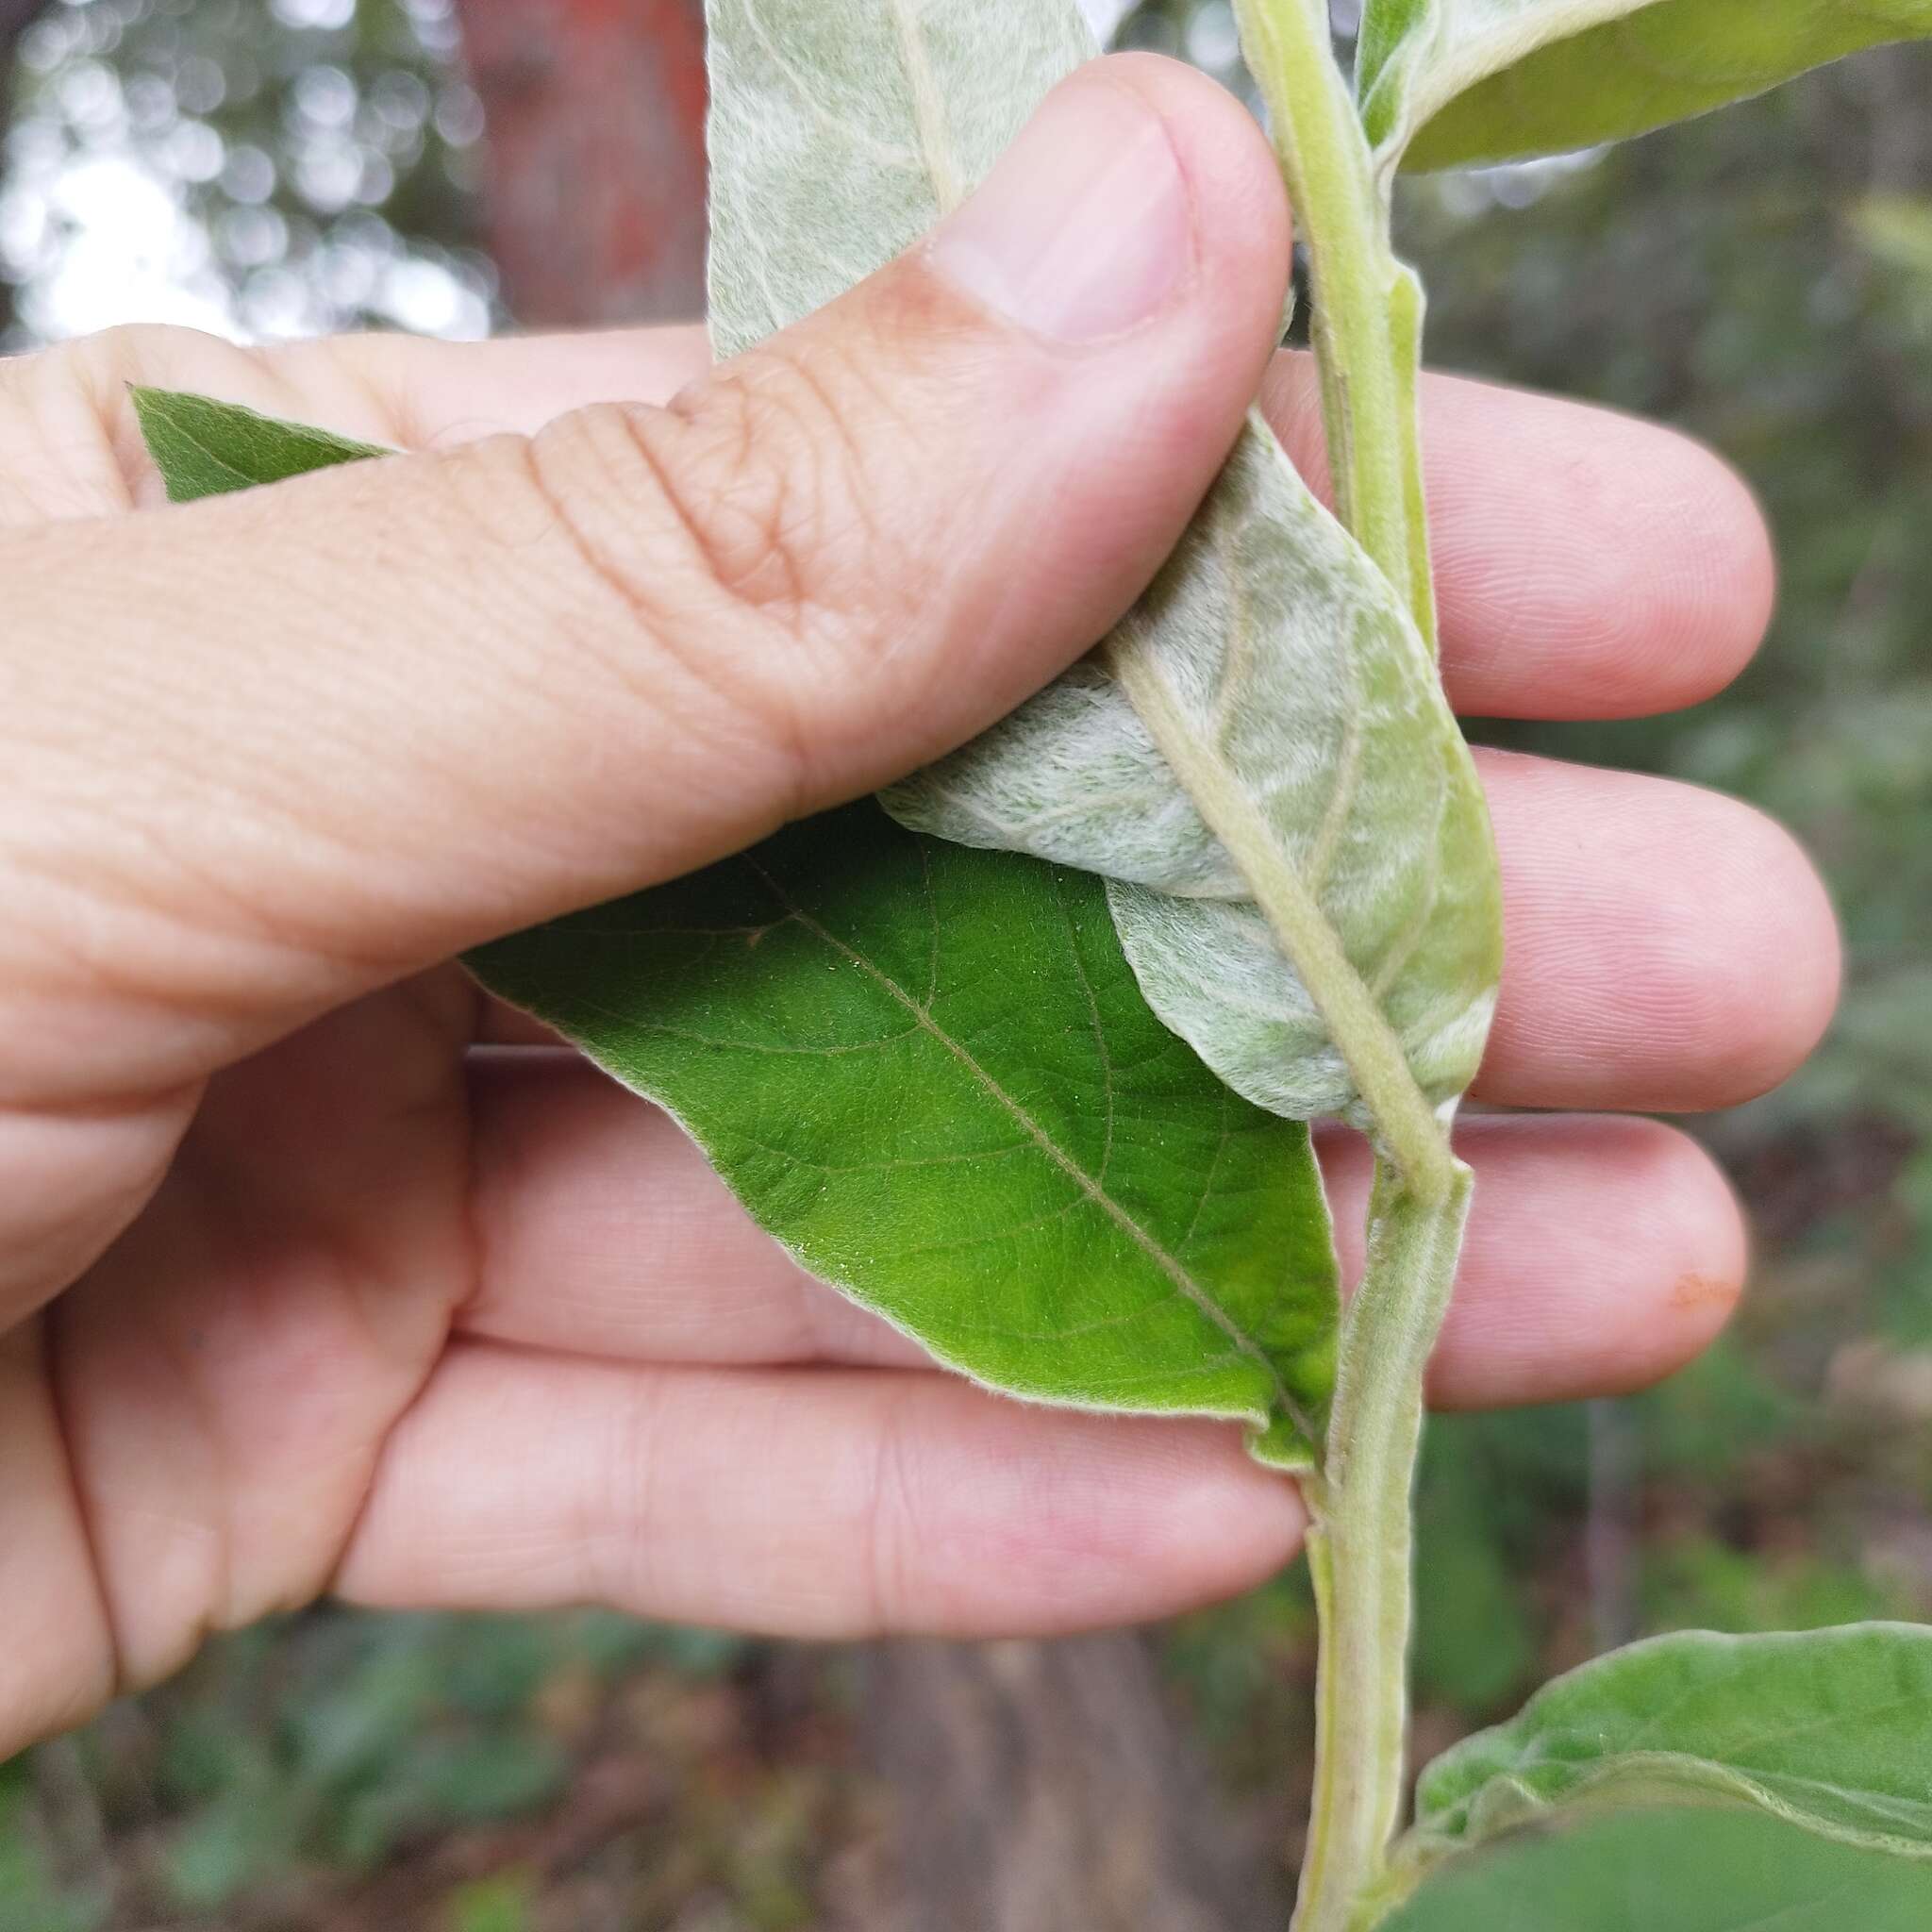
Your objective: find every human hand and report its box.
[0,56,1836,1756]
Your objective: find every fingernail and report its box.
[926,71,1195,343]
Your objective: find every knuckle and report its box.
[606,1371,667,1614]
[502,341,932,807]
[61,321,214,388]
[3,325,255,522]
[646,369,823,615]
[59,324,261,425]
[501,408,819,808]
[545,342,896,628]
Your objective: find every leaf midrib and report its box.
[883,0,967,212]
[1103,627,1455,1197]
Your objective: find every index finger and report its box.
[273,326,1782,724]
[40,319,1774,722]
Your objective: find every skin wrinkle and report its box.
[608,1359,669,1618]
[0,832,359,1108]
[511,408,831,833]
[416,423,816,886]
[861,1382,923,1635]
[52,1254,230,1694]
[663,370,821,612]
[0,1092,192,1330]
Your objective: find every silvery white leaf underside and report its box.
[886,419,1501,1126]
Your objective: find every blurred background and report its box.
[3,1,1931,1925]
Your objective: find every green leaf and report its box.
[1357,0,1932,174]
[129,324,1342,1467]
[1386,1807,1932,1931]
[709,2,1501,1141]
[132,0,1348,1471]
[469,803,1339,1469]
[1407,1624,1932,1872]
[130,387,390,503]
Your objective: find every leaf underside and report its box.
[1387,1807,1932,1931]
[1358,0,1932,173]
[706,0,1094,357]
[1410,1624,1932,1869]
[701,0,1355,1458]
[470,804,1339,1467]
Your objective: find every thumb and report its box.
[5,54,1290,1100]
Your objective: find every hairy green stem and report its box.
[1223,7,1468,1929]
[1231,0,1437,653]
[1295,1162,1474,1932]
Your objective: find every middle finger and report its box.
[458,1055,1746,1410]
[1475,748,1839,1112]
[477,745,1840,1116]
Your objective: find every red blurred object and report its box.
[457,0,708,327]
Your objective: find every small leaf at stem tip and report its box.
[1357,0,1932,175]
[469,803,1341,1471]
[130,387,391,504]
[1404,1624,1932,1874]
[1383,1805,1932,1931]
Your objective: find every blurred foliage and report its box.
[0,0,489,345]
[5,2,1932,1925]
[1,1608,803,1928]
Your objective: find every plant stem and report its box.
[1224,10,1464,1929]
[1231,0,1437,652]
[1294,1160,1474,1932]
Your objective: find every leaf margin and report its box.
[466,802,1343,1472]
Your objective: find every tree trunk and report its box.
[859,1635,1280,1932]
[456,0,708,328]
